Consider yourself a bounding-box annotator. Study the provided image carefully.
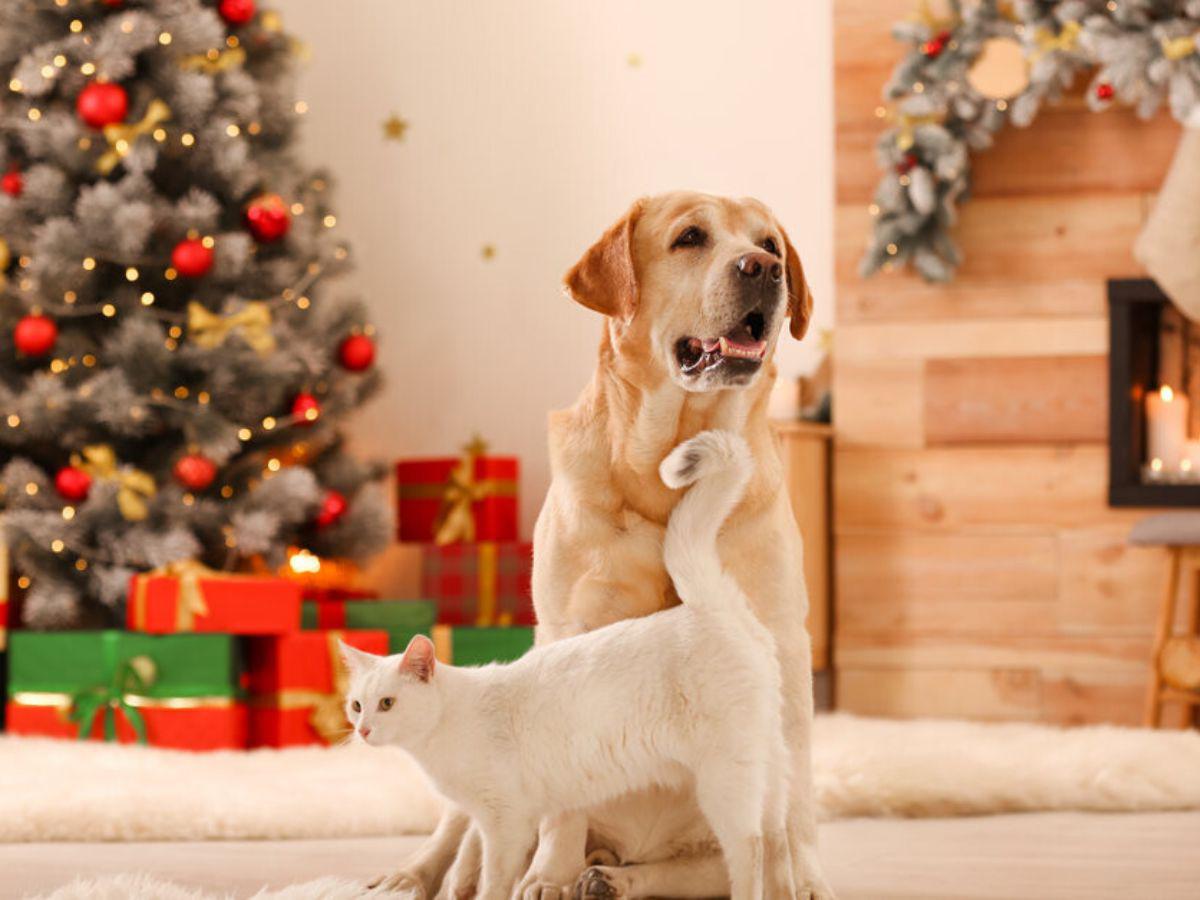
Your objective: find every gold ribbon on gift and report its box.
[179,46,247,74]
[428,436,517,545]
[73,444,156,521]
[1162,35,1198,61]
[128,559,222,632]
[252,633,352,744]
[12,691,234,709]
[187,301,277,355]
[95,99,171,176]
[1031,20,1081,62]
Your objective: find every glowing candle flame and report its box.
[1161,385,1175,403]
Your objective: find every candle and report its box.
[1147,385,1189,470]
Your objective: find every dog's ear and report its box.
[564,200,644,321]
[780,225,813,341]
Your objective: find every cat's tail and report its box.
[658,429,753,612]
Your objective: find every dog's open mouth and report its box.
[675,310,767,377]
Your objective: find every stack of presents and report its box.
[0,440,534,751]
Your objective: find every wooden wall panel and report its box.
[924,356,1107,445]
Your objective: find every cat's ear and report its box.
[339,640,377,675]
[400,634,436,683]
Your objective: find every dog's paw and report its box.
[369,870,427,898]
[571,866,627,900]
[518,881,573,900]
[584,849,619,868]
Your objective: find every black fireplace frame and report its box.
[1108,278,1200,507]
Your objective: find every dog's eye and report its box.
[671,226,707,249]
[378,697,394,712]
[761,237,780,257]
[351,700,361,713]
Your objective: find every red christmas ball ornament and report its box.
[100,0,125,7]
[219,0,256,26]
[1096,82,1115,102]
[76,80,128,129]
[338,334,376,372]
[244,193,291,243]
[314,489,348,529]
[14,313,57,357]
[922,30,952,58]
[291,391,321,425]
[171,237,214,278]
[173,452,218,491]
[1,167,22,198]
[895,153,919,175]
[55,466,92,503]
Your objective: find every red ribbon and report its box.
[314,601,346,630]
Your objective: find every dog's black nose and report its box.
[736,252,783,283]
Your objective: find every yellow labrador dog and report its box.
[372,192,833,899]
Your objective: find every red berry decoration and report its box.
[922,30,952,58]
[2,167,22,197]
[219,0,256,26]
[55,466,92,503]
[14,313,57,357]
[171,237,214,278]
[338,334,375,372]
[244,193,291,243]
[173,452,218,491]
[76,80,128,129]
[314,489,348,529]
[291,391,321,425]
[1096,82,1115,101]
[100,0,124,7]
[895,153,919,175]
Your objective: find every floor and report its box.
[3,812,1198,899]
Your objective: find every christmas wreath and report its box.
[862,0,1200,282]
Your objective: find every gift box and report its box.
[396,439,519,544]
[301,586,380,604]
[5,631,246,750]
[246,630,388,747]
[421,542,534,627]
[0,532,10,653]
[432,625,534,666]
[127,562,301,635]
[302,599,436,653]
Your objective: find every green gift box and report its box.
[301,599,436,653]
[6,630,246,750]
[432,625,534,666]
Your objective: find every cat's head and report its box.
[339,635,441,747]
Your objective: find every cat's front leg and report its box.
[515,811,589,899]
[476,815,538,900]
[372,805,471,897]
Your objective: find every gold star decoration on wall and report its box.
[382,114,409,141]
[480,244,496,260]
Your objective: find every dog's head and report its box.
[564,191,813,391]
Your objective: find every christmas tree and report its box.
[0,0,389,628]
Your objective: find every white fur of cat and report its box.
[341,430,792,900]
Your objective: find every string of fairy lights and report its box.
[2,3,374,583]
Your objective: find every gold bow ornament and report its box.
[96,99,172,176]
[0,236,9,290]
[431,436,516,545]
[1032,20,1082,62]
[893,112,945,152]
[128,559,218,633]
[187,300,276,355]
[1162,34,1198,62]
[179,46,247,74]
[73,444,156,521]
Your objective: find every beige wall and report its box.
[288,0,834,540]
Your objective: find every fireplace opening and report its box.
[1109,278,1200,507]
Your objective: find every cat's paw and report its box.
[571,866,627,900]
[369,870,427,898]
[518,881,573,900]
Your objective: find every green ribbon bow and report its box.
[68,653,157,744]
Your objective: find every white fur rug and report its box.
[34,875,377,900]
[3,714,1198,842]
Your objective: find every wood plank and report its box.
[837,318,1108,363]
[833,358,924,448]
[1039,670,1147,726]
[837,532,1056,634]
[833,444,1141,531]
[838,278,1106,323]
[836,193,1146,285]
[837,668,1042,720]
[1057,527,1165,636]
[836,632,1152,673]
[924,355,1107,445]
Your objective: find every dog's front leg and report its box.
[515,811,589,899]
[372,805,471,897]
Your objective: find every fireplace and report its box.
[1109,279,1200,507]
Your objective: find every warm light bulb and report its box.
[289,549,322,574]
[1151,458,1164,472]
[1161,385,1175,403]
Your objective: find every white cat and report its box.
[341,430,792,900]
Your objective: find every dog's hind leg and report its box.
[574,852,728,899]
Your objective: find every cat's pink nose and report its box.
[358,726,371,739]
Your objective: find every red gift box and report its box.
[246,630,388,747]
[420,542,534,626]
[396,440,519,544]
[127,563,301,634]
[301,586,380,603]
[5,703,247,751]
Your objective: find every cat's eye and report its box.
[351,700,361,713]
[378,697,394,712]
